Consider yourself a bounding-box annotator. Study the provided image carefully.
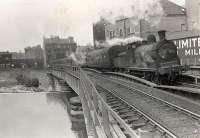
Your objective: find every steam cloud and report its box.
[99,0,163,24]
[59,0,163,27]
[69,46,92,65]
[57,0,163,44]
[107,36,143,46]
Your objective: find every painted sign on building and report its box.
[173,36,200,65]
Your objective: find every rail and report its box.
[90,72,200,138]
[100,71,200,95]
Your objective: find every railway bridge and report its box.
[48,60,200,138]
[48,62,148,138]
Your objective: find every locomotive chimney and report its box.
[158,30,166,41]
[147,34,156,43]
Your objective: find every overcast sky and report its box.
[0,0,185,52]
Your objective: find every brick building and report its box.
[24,45,43,59]
[10,45,44,69]
[0,52,12,68]
[105,17,141,40]
[43,36,77,67]
[11,52,26,59]
[105,0,187,41]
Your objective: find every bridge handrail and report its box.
[79,69,139,138]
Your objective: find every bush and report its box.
[16,74,39,87]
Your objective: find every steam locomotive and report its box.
[85,31,185,84]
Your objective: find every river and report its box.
[0,70,77,138]
[0,92,77,138]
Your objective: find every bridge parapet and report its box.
[48,59,139,138]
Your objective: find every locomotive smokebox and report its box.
[158,30,166,41]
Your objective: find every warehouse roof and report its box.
[43,36,76,45]
[160,0,186,16]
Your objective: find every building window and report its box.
[110,31,112,39]
[119,29,123,37]
[110,31,115,39]
[181,24,186,31]
[107,30,110,38]
[116,28,119,34]
[46,48,51,53]
[127,27,130,34]
[129,27,135,35]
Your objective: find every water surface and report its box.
[0,92,76,138]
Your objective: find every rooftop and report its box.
[160,0,186,16]
[43,36,76,44]
[114,0,186,22]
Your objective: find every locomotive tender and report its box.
[85,30,184,84]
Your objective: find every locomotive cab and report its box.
[152,30,181,84]
[158,41,177,61]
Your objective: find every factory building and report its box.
[0,52,12,69]
[24,45,43,59]
[43,36,77,67]
[9,45,44,69]
[105,17,141,39]
[105,0,187,41]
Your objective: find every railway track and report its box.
[89,73,200,138]
[101,72,200,99]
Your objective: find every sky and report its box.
[0,0,185,52]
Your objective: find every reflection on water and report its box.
[0,92,76,138]
[46,93,71,118]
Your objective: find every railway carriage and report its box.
[85,46,127,70]
[86,47,111,69]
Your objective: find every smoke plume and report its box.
[98,0,163,24]
[59,0,163,25]
[57,0,163,43]
[107,36,143,46]
[69,46,93,65]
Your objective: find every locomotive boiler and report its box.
[85,31,184,84]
